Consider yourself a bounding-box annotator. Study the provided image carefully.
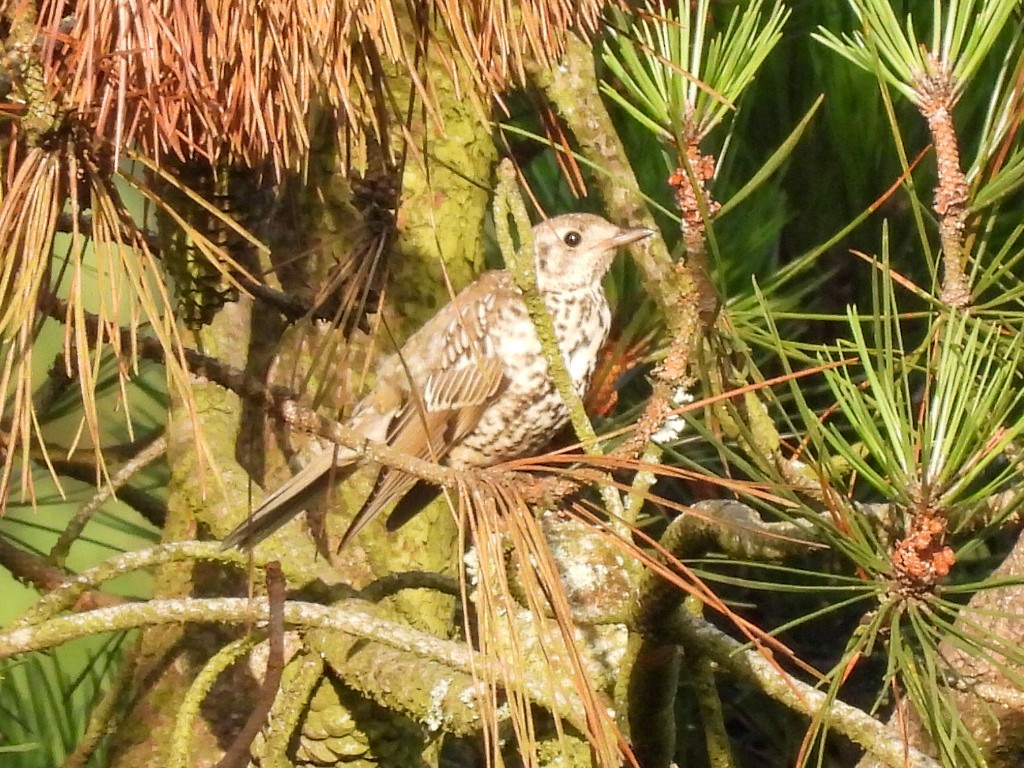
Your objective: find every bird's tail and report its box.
[221,448,357,549]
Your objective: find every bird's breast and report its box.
[447,286,611,467]
[491,286,610,392]
[549,288,611,390]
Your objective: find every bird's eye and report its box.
[563,230,582,247]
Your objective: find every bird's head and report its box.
[530,213,654,292]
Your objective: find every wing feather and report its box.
[339,357,506,547]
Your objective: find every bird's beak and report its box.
[603,226,657,250]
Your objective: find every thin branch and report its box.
[44,458,167,527]
[12,541,235,629]
[0,535,123,611]
[493,158,599,448]
[666,609,942,768]
[493,158,629,527]
[528,34,712,545]
[0,536,948,768]
[356,570,461,602]
[215,561,286,768]
[53,209,360,324]
[0,595,467,671]
[0,591,584,734]
[48,433,167,567]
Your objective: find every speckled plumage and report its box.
[222,213,653,550]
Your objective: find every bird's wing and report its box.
[376,359,507,536]
[337,355,506,548]
[338,276,518,548]
[221,397,396,550]
[220,447,356,549]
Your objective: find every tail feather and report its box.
[221,448,357,549]
[336,468,419,550]
[384,480,440,533]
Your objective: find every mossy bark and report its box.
[352,29,496,638]
[106,19,495,768]
[108,298,260,766]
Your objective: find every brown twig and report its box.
[668,144,721,326]
[215,561,286,768]
[0,535,123,611]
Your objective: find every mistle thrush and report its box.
[222,213,654,549]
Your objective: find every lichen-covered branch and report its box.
[12,541,240,629]
[48,433,167,567]
[669,145,721,326]
[494,159,631,531]
[0,591,589,735]
[619,498,821,764]
[621,633,679,768]
[168,637,259,768]
[686,596,734,768]
[529,35,705,544]
[666,609,942,768]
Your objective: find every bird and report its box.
[221,213,654,550]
